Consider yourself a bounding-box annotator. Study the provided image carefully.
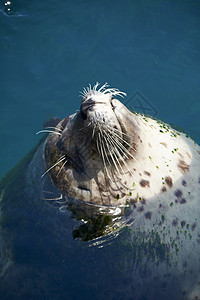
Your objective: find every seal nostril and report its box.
[80,107,87,120]
[80,98,95,120]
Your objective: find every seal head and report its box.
[44,83,195,211]
[44,83,141,206]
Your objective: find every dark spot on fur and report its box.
[163,273,171,278]
[182,179,187,186]
[183,261,188,268]
[181,221,186,228]
[130,198,138,204]
[192,223,197,231]
[148,142,152,148]
[174,189,183,199]
[161,186,167,193]
[139,173,142,176]
[165,176,173,188]
[141,198,146,205]
[161,282,167,288]
[153,276,159,281]
[182,290,188,296]
[140,179,150,188]
[172,219,178,226]
[120,192,126,198]
[180,198,187,204]
[137,206,144,212]
[159,204,163,208]
[178,159,189,174]
[145,211,152,220]
[131,203,137,209]
[160,142,167,148]
[144,171,151,177]
[138,136,142,143]
[141,268,152,278]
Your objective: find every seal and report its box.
[1,83,200,300]
[43,83,200,210]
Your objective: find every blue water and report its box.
[1,0,200,179]
[0,1,200,299]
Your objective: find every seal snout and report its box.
[80,98,96,119]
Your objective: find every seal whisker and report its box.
[110,134,143,171]
[108,145,121,175]
[83,87,88,95]
[106,126,137,153]
[105,124,133,139]
[36,130,62,136]
[96,133,101,156]
[105,125,136,151]
[88,84,92,93]
[98,82,109,92]
[103,131,121,175]
[100,129,112,167]
[87,122,92,127]
[104,131,138,179]
[92,122,97,139]
[113,146,136,178]
[82,82,126,100]
[93,82,100,91]
[45,126,62,132]
[98,132,111,179]
[108,138,124,174]
[43,195,63,201]
[102,88,126,98]
[99,127,112,179]
[79,92,84,97]
[105,131,126,174]
[41,155,66,178]
[57,159,68,176]
[107,131,141,166]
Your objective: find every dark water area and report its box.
[0,1,200,299]
[0,0,200,178]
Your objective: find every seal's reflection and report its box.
[42,177,134,242]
